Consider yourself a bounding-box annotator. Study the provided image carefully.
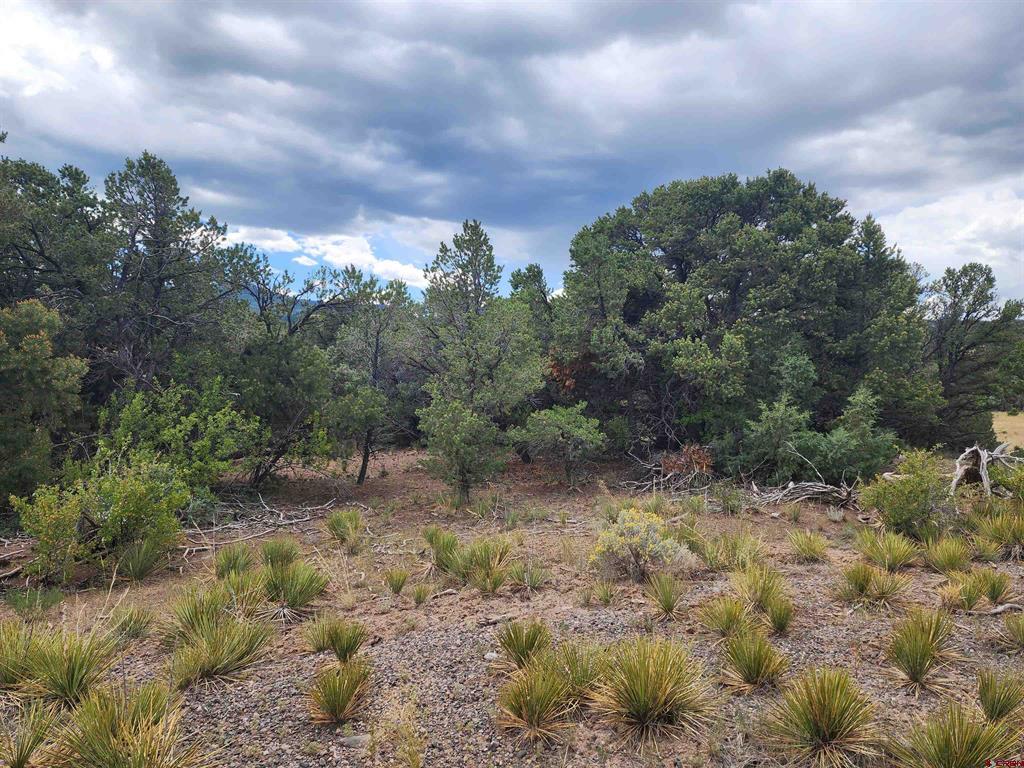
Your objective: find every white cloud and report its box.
[292,255,318,266]
[227,226,301,252]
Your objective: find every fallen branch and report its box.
[951,443,1023,497]
[750,480,859,508]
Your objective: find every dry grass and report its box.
[993,411,1024,449]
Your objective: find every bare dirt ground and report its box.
[2,450,1022,767]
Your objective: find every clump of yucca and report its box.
[923,536,972,574]
[497,655,572,743]
[644,573,685,621]
[163,587,229,647]
[411,582,433,607]
[555,642,603,711]
[109,604,153,641]
[973,567,1014,604]
[116,537,169,582]
[789,530,829,563]
[692,530,766,572]
[43,682,211,768]
[0,620,37,690]
[593,580,617,606]
[169,616,272,689]
[938,572,984,611]
[834,562,908,608]
[459,536,513,592]
[762,593,794,635]
[885,608,958,693]
[308,659,371,724]
[760,667,879,768]
[0,699,57,768]
[590,636,715,752]
[424,527,461,575]
[971,535,1003,562]
[973,509,1024,560]
[731,564,785,610]
[221,569,269,619]
[721,632,788,693]
[999,613,1024,652]
[26,629,118,708]
[214,542,254,579]
[889,701,1021,768]
[383,568,409,595]
[5,587,62,622]
[304,616,367,663]
[326,508,363,553]
[977,669,1024,723]
[508,562,550,594]
[496,619,551,670]
[263,561,329,621]
[854,529,919,571]
[260,536,301,568]
[699,596,753,638]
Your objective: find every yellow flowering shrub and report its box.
[590,507,681,581]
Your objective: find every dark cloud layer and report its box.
[2,0,1021,294]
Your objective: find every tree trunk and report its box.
[356,430,372,485]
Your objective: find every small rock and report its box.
[338,734,370,749]
[484,651,499,661]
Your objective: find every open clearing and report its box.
[2,451,1020,767]
[995,411,1024,449]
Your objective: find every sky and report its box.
[1,0,1022,297]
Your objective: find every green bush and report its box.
[860,450,949,539]
[590,507,681,581]
[508,403,606,486]
[417,399,504,505]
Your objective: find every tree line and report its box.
[3,146,1022,532]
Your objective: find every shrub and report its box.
[889,702,1021,768]
[854,529,919,571]
[977,669,1024,723]
[590,637,715,752]
[999,614,1024,652]
[590,508,681,581]
[260,537,301,568]
[760,667,879,768]
[973,568,1013,604]
[860,450,948,539]
[383,568,409,595]
[731,564,785,611]
[971,535,1003,562]
[5,587,62,622]
[593,580,617,606]
[117,536,168,581]
[326,509,363,553]
[938,573,984,612]
[644,573,685,621]
[0,699,57,768]
[508,561,549,594]
[417,398,504,505]
[263,561,329,621]
[424,528,461,575]
[308,659,371,724]
[885,608,957,693]
[169,616,272,689]
[497,655,572,743]
[835,563,908,608]
[26,629,118,708]
[508,403,606,486]
[110,605,153,641]
[788,530,829,562]
[973,509,1024,560]
[163,586,229,647]
[722,632,787,693]
[214,543,254,579]
[496,619,551,670]
[304,617,367,663]
[923,536,972,573]
[221,570,268,619]
[699,596,753,638]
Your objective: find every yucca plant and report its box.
[714,530,767,571]
[162,586,229,647]
[326,509,363,554]
[593,580,617,606]
[973,568,1014,604]
[854,529,919,571]
[590,636,715,752]
[308,659,371,724]
[5,587,62,622]
[974,509,1024,560]
[497,654,572,743]
[117,537,168,582]
[971,535,1003,562]
[762,593,794,635]
[977,668,1024,723]
[789,529,829,563]
[260,536,301,568]
[411,582,433,607]
[889,701,1021,768]
[555,642,603,711]
[26,629,118,708]
[508,561,550,594]
[698,595,753,638]
[221,569,269,619]
[263,561,329,621]
[468,564,507,595]
[721,632,788,693]
[868,568,912,606]
[923,537,972,574]
[110,604,153,641]
[0,699,57,768]
[731,564,785,611]
[169,617,272,689]
[885,608,957,693]
[0,619,37,689]
[424,528,461,575]
[760,667,879,768]
[496,619,551,670]
[383,568,409,595]
[44,683,211,768]
[999,613,1024,652]
[303,616,367,663]
[644,573,685,621]
[214,542,254,579]
[939,572,985,611]
[835,562,908,608]
[460,536,514,592]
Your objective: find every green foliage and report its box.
[973,567,1013,604]
[590,507,681,581]
[5,587,62,622]
[383,568,409,595]
[977,669,1024,723]
[0,300,86,510]
[885,608,956,693]
[698,596,753,638]
[497,654,572,743]
[26,629,118,708]
[169,616,272,689]
[417,399,504,505]
[890,701,1022,768]
[1000,614,1024,652]
[214,543,254,579]
[110,605,153,641]
[496,619,551,670]
[644,573,685,621]
[0,699,57,768]
[0,620,37,689]
[263,561,329,621]
[762,593,794,635]
[508,403,606,486]
[854,529,919,571]
[308,659,372,724]
[760,668,879,768]
[922,536,972,573]
[411,583,433,607]
[554,642,603,711]
[117,536,168,581]
[788,529,829,562]
[860,450,948,539]
[721,632,788,692]
[835,562,909,608]
[325,508,363,553]
[303,617,367,663]
[260,537,301,568]
[507,561,549,594]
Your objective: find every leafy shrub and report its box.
[788,529,829,562]
[214,543,254,579]
[26,629,118,708]
[977,669,1024,723]
[590,636,715,752]
[590,508,681,581]
[860,450,949,539]
[722,632,788,692]
[508,403,606,486]
[760,668,879,767]
[308,659,371,724]
[496,619,551,670]
[889,702,1021,768]
[417,399,504,505]
[497,655,572,743]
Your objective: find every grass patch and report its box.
[999,613,1024,653]
[5,587,62,622]
[922,536,972,574]
[263,561,329,621]
[110,604,153,641]
[326,509,363,554]
[698,596,753,638]
[260,536,301,568]
[26,629,118,708]
[116,537,168,581]
[854,529,919,571]
[788,530,829,563]
[0,699,56,768]
[383,568,409,595]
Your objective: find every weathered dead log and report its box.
[750,480,859,508]
[950,443,1023,496]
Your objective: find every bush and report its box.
[304,617,367,663]
[169,616,272,689]
[325,509,363,553]
[722,632,788,692]
[308,659,371,724]
[508,403,606,486]
[263,561,329,621]
[590,508,681,581]
[860,450,949,539]
[788,529,829,562]
[214,543,254,579]
[644,573,685,621]
[260,536,301,568]
[885,609,956,693]
[854,529,919,571]
[417,399,504,505]
[977,669,1024,723]
[0,699,56,768]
